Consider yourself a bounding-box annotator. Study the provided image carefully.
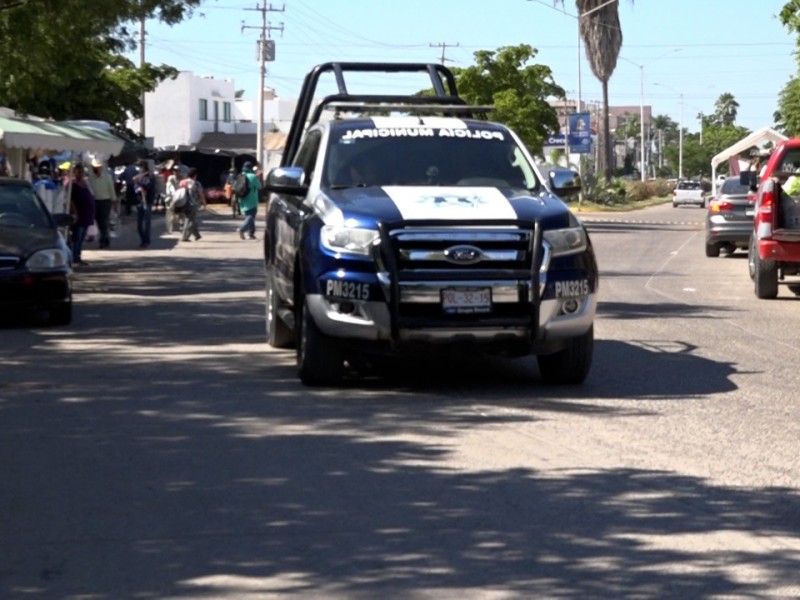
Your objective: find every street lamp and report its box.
[654,82,684,180]
[620,49,681,182]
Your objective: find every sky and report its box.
[133,0,797,134]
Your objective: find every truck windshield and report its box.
[324,125,540,193]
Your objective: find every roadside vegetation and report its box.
[569,175,674,212]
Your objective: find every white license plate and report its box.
[441,288,492,315]
[745,208,755,216]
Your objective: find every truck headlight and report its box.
[543,226,587,257]
[321,226,379,256]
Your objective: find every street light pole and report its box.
[653,81,684,180]
[639,65,645,181]
[678,92,684,179]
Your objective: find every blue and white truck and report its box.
[262,62,599,386]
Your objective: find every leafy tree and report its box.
[776,1,800,134]
[713,92,739,126]
[556,0,632,181]
[452,44,566,155]
[775,76,800,135]
[0,0,202,133]
[651,114,676,175]
[665,124,749,179]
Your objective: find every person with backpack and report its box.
[236,161,260,240]
[224,167,241,218]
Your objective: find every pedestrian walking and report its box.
[180,167,206,242]
[68,163,96,267]
[132,160,155,248]
[224,167,240,217]
[236,161,260,240]
[87,157,118,248]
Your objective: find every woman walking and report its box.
[68,163,96,267]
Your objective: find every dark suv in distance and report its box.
[705,176,754,257]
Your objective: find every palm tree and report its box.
[556,0,629,180]
[651,114,673,171]
[714,92,739,126]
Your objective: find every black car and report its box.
[705,176,754,257]
[0,177,73,325]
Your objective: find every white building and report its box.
[129,71,296,168]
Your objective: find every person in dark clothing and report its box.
[68,163,96,267]
[132,160,156,248]
[119,163,138,216]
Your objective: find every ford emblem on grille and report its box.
[443,245,484,265]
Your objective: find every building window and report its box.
[223,102,232,123]
[199,99,208,121]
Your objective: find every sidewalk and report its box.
[76,201,265,270]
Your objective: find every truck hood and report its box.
[320,185,574,229]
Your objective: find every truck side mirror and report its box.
[264,166,309,196]
[549,168,582,199]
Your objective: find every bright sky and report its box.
[136,0,796,133]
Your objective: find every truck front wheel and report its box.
[753,248,779,299]
[297,299,344,386]
[537,325,593,385]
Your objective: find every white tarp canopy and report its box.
[710,126,788,192]
[0,115,125,156]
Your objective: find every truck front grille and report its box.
[378,224,545,329]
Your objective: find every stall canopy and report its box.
[710,126,788,191]
[0,115,124,156]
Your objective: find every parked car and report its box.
[0,177,74,325]
[672,180,707,208]
[704,176,755,257]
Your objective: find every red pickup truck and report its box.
[747,139,800,298]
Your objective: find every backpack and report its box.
[233,173,249,197]
[170,186,189,208]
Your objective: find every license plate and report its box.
[746,208,755,216]
[441,288,491,315]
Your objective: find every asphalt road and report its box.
[2,201,799,599]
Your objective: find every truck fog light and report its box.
[338,301,356,314]
[561,299,580,314]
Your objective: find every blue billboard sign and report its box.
[568,112,592,154]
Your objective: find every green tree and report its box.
[0,0,202,133]
[713,92,739,126]
[776,1,800,134]
[670,124,749,179]
[651,114,676,175]
[557,0,632,181]
[452,44,565,155]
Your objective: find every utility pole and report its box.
[429,42,459,65]
[139,14,146,137]
[243,4,284,170]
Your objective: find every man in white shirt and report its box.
[87,157,118,249]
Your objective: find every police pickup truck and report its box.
[263,62,598,386]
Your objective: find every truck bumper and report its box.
[307,291,597,346]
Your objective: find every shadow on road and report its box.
[1,216,791,599]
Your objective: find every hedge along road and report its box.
[1,202,799,599]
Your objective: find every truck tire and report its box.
[753,249,779,299]
[705,242,721,258]
[297,299,344,386]
[265,267,294,348]
[537,325,593,385]
[748,236,757,281]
